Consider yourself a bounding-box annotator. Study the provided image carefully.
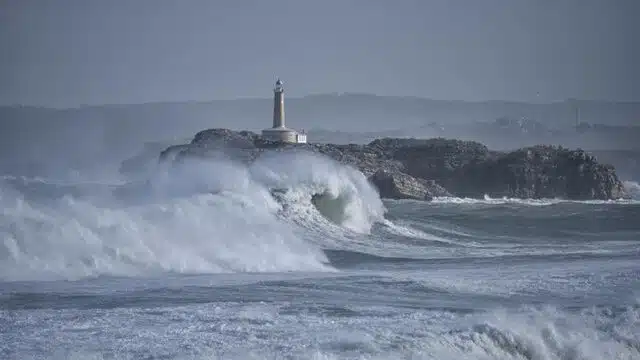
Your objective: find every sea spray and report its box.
[0,150,386,281]
[624,180,640,200]
[249,151,386,234]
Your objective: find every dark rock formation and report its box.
[589,149,640,181]
[368,169,450,201]
[152,128,627,201]
[191,128,258,149]
[449,145,626,200]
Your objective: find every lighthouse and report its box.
[261,78,307,143]
[273,78,285,128]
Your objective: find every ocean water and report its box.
[1,151,639,360]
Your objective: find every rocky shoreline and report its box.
[155,128,627,201]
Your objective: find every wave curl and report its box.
[0,151,385,281]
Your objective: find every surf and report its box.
[0,150,387,282]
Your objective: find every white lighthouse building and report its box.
[261,78,307,143]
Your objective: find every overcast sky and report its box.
[1,0,638,108]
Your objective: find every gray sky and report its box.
[1,0,638,108]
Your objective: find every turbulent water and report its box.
[1,151,639,359]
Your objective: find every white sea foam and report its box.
[27,303,640,360]
[430,193,640,206]
[0,150,386,281]
[250,151,386,234]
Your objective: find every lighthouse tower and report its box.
[273,78,285,128]
[261,78,307,143]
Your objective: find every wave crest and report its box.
[250,151,385,233]
[0,150,385,281]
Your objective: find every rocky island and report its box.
[156,128,627,201]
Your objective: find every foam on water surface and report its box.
[1,151,387,281]
[1,149,639,359]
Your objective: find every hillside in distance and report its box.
[3,93,639,131]
[1,94,638,178]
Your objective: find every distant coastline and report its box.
[3,94,640,112]
[2,96,639,181]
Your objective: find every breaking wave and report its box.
[38,303,640,359]
[251,152,385,233]
[0,151,385,282]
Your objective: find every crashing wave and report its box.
[255,151,385,233]
[0,151,385,282]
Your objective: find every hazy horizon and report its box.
[6,93,640,111]
[2,0,638,108]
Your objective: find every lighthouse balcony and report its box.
[261,127,300,143]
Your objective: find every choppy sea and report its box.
[1,152,639,359]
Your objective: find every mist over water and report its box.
[624,181,640,200]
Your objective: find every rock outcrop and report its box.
[151,128,627,201]
[368,169,450,201]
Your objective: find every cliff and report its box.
[156,128,627,201]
